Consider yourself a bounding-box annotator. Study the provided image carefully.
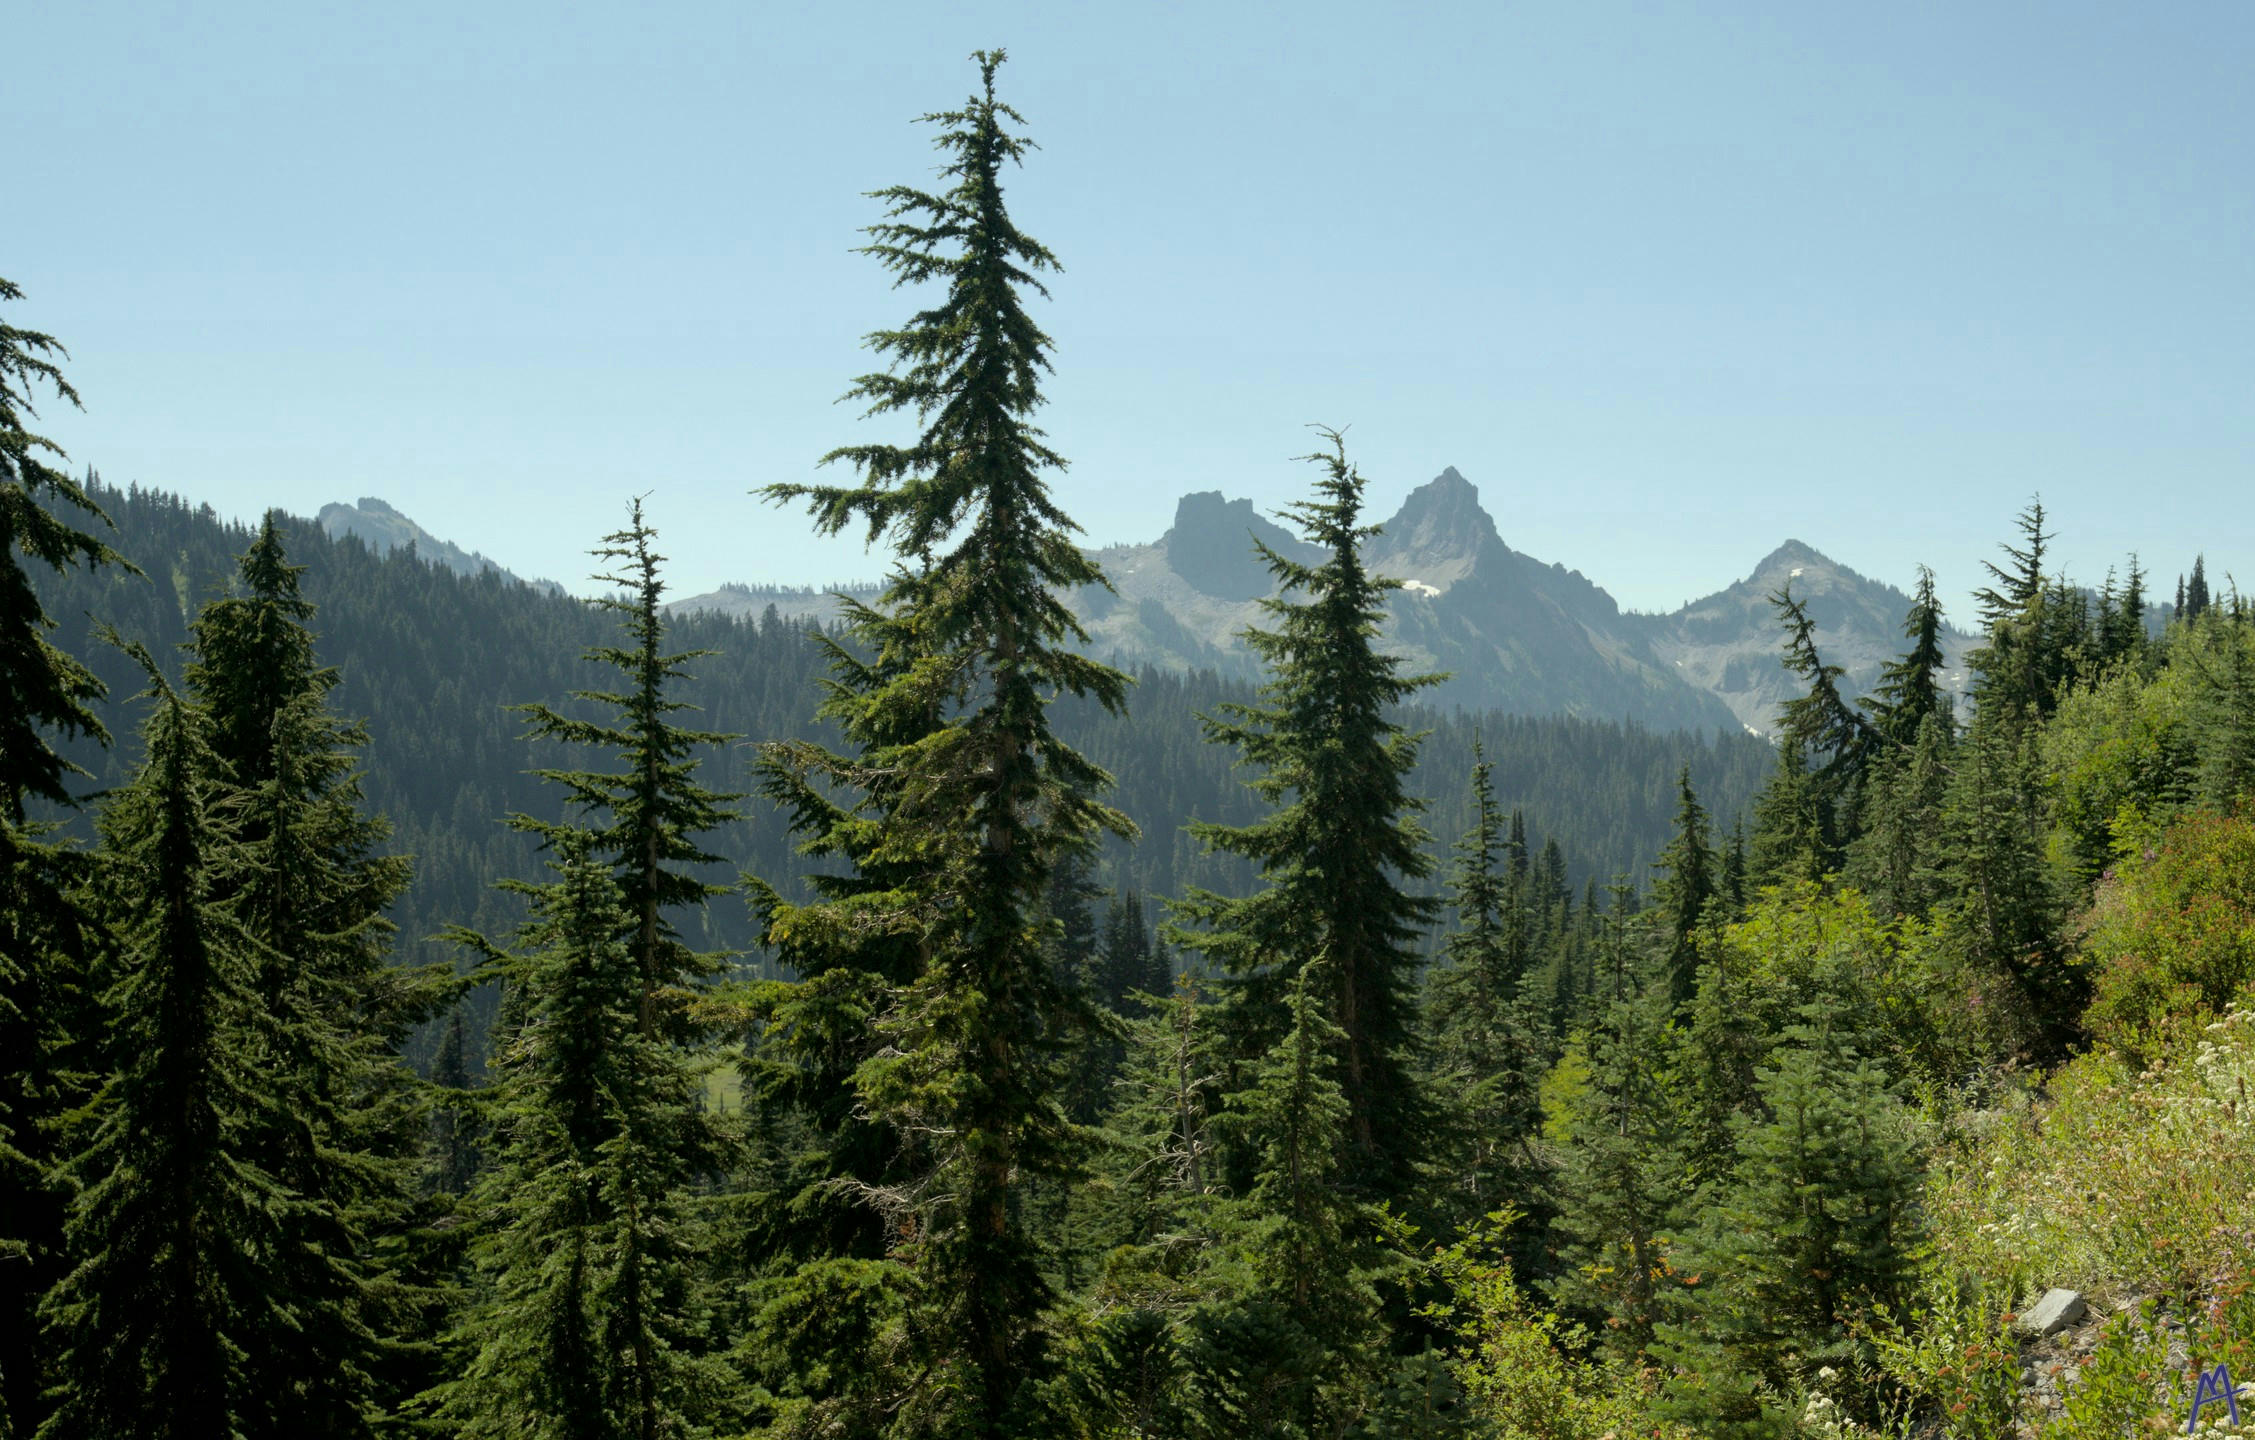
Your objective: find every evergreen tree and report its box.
[184,517,435,1436]
[428,1009,483,1196]
[440,831,726,1439]
[1090,888,1168,1013]
[513,502,741,1020]
[2206,619,2255,810]
[1168,430,1444,1203]
[438,508,736,1439]
[1935,714,2064,1056]
[758,50,1133,1433]
[38,654,286,1440]
[1846,712,1953,919]
[1,279,137,823]
[1719,820,1748,921]
[1652,765,1714,1009]
[1969,500,2074,720]
[1767,583,1875,861]
[0,281,137,1436]
[1655,1023,1921,1433]
[1185,961,1393,1436]
[1099,972,1220,1251]
[1862,565,1952,748]
[1549,985,1686,1364]
[2188,554,2212,621]
[1747,738,1825,888]
[1426,739,1543,1221]
[2112,554,2149,661]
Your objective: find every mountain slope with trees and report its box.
[9,46,2253,1440]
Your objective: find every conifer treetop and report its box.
[764,50,1124,721]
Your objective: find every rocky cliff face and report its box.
[668,468,1975,736]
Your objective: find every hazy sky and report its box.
[12,2,2251,614]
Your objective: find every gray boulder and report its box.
[2017,1288,2087,1338]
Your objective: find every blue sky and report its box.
[11,2,2251,614]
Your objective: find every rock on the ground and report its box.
[2018,1289,2088,1338]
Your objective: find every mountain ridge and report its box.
[317,497,563,595]
[673,472,1979,734]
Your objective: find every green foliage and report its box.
[1170,430,1444,1203]
[1427,739,1545,1230]
[436,511,736,1440]
[436,833,730,1439]
[1657,1025,1923,1423]
[2085,812,2255,1037]
[1549,985,1686,1362]
[2045,1304,2178,1440]
[756,50,1134,1434]
[0,282,138,1437]
[186,517,442,1434]
[1429,1214,1692,1440]
[1926,1000,2255,1302]
[1866,1280,2024,1440]
[1652,764,1715,1008]
[38,657,285,1439]
[0,280,138,825]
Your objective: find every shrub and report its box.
[2085,813,2255,1038]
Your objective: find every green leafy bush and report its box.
[2086,813,2255,1038]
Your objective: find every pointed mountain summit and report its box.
[1369,466,1497,589]
[1635,540,1974,736]
[669,465,1966,736]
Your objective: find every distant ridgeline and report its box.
[316,495,564,594]
[33,481,1772,1058]
[674,466,1987,738]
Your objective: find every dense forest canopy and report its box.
[28,478,1773,1069]
[6,50,2255,1440]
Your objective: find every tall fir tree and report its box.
[38,653,287,1440]
[184,516,435,1436]
[1762,583,1876,867]
[1969,499,2076,720]
[1426,738,1543,1221]
[1167,430,1444,1203]
[438,508,736,1439]
[759,49,1133,1434]
[1935,713,2065,1056]
[1846,712,1954,920]
[1549,985,1686,1366]
[513,502,741,1022]
[427,1008,483,1197]
[1652,765,1715,1009]
[0,279,138,1438]
[1185,961,1395,1436]
[1862,565,1952,749]
[1,279,137,823]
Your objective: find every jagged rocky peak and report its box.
[1371,466,1500,590]
[1750,538,1835,583]
[1162,491,1312,601]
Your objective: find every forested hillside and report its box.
[33,479,1772,1051]
[10,48,2255,1440]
